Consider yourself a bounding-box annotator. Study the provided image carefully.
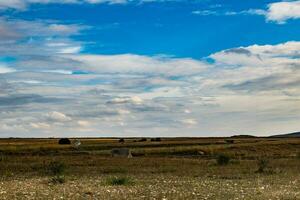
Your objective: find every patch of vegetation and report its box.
[58,138,71,145]
[151,138,161,142]
[49,175,66,184]
[225,139,234,144]
[139,138,148,142]
[119,138,125,143]
[106,176,133,186]
[48,161,66,176]
[102,167,128,174]
[216,154,231,165]
[256,158,269,173]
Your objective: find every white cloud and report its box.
[77,120,90,127]
[0,18,86,39]
[0,0,128,10]
[180,118,198,125]
[244,1,300,24]
[58,46,82,54]
[192,10,218,16]
[46,111,72,122]
[198,1,300,24]
[117,109,131,114]
[0,0,26,10]
[265,1,300,23]
[1,41,300,137]
[0,64,16,74]
[30,122,51,129]
[67,54,208,76]
[108,96,143,105]
[209,41,300,86]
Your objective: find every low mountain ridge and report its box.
[271,131,300,138]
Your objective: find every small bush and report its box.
[151,138,161,142]
[48,161,66,176]
[256,158,269,173]
[106,176,132,186]
[216,154,230,165]
[225,139,234,144]
[139,138,147,142]
[49,175,65,184]
[119,138,125,143]
[58,138,71,145]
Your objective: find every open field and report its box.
[0,137,299,199]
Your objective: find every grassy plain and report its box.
[0,137,299,199]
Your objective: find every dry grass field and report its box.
[0,137,299,199]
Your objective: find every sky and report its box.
[0,0,300,137]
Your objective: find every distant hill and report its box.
[270,131,300,138]
[230,135,257,138]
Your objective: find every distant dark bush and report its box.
[48,161,66,176]
[119,138,125,143]
[106,176,132,186]
[225,139,234,144]
[256,158,269,173]
[58,138,71,145]
[151,138,161,142]
[216,154,230,165]
[139,138,147,142]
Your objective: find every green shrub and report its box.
[48,161,66,176]
[106,176,132,186]
[216,154,230,165]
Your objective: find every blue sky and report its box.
[8,0,300,58]
[0,0,300,137]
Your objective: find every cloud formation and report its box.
[1,2,300,137]
[265,0,300,23]
[193,1,300,24]
[1,39,300,137]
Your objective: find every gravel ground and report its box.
[0,174,299,200]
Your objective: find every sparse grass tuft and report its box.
[216,154,230,165]
[106,176,133,186]
[48,161,66,176]
[49,175,66,184]
[256,158,269,173]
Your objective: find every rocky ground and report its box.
[0,173,299,200]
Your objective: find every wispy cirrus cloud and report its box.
[193,1,300,24]
[231,1,300,24]
[0,0,128,10]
